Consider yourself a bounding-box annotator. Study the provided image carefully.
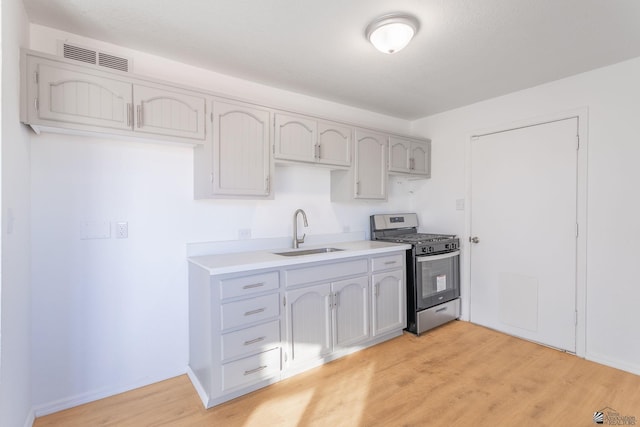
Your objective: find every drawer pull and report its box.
[244,308,266,316]
[435,306,448,313]
[384,261,397,265]
[244,336,266,346]
[243,282,265,290]
[244,365,267,376]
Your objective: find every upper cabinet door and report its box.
[317,121,351,167]
[410,140,431,177]
[388,136,412,173]
[212,100,272,197]
[133,84,206,141]
[274,113,317,162]
[37,62,133,131]
[388,136,431,178]
[354,129,387,200]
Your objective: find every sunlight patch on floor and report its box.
[243,387,315,426]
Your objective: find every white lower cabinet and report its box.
[285,275,369,371]
[372,269,406,336]
[188,249,405,408]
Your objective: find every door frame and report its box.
[463,108,588,357]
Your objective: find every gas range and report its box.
[370,214,459,254]
[370,213,461,335]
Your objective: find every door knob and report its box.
[470,236,480,244]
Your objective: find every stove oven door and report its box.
[416,250,460,309]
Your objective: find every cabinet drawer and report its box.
[219,271,279,300]
[222,348,281,391]
[285,258,368,287]
[221,294,280,330]
[371,253,404,272]
[221,320,280,361]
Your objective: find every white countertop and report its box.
[188,240,410,275]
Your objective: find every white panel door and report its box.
[38,63,132,130]
[470,118,578,352]
[286,284,332,368]
[371,269,405,336]
[133,84,206,140]
[212,100,271,197]
[332,276,369,350]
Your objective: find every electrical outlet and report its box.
[238,228,251,239]
[116,222,128,239]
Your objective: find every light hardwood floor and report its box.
[34,321,640,426]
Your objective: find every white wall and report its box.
[411,57,640,375]
[0,0,32,426]
[28,26,417,412]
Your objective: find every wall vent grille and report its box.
[58,41,132,73]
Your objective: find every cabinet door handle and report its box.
[410,158,415,170]
[126,103,132,127]
[136,105,142,128]
[265,176,270,194]
[334,292,340,308]
[244,365,267,376]
[244,336,266,346]
[375,283,380,296]
[244,308,266,316]
[384,261,397,265]
[243,282,264,290]
[355,181,360,195]
[317,144,321,159]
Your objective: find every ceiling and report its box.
[21,0,640,120]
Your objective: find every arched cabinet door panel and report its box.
[133,84,206,140]
[212,100,272,197]
[38,62,132,131]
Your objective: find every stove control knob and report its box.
[421,247,427,253]
[428,247,434,253]
[445,244,450,249]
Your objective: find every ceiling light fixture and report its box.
[366,13,419,54]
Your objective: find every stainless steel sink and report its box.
[274,247,344,257]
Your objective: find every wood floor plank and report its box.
[34,321,640,426]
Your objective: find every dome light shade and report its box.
[366,14,419,54]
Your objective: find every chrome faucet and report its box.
[293,209,309,248]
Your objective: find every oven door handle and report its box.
[416,250,460,262]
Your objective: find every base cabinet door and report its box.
[286,284,332,368]
[332,276,369,350]
[372,269,406,336]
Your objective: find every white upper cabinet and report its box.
[317,121,351,167]
[354,129,388,200]
[388,136,431,178]
[22,51,207,144]
[209,99,272,198]
[133,84,206,140]
[274,113,317,162]
[274,113,351,167]
[35,61,133,131]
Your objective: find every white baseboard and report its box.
[586,353,640,377]
[32,368,187,418]
[23,409,35,427]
